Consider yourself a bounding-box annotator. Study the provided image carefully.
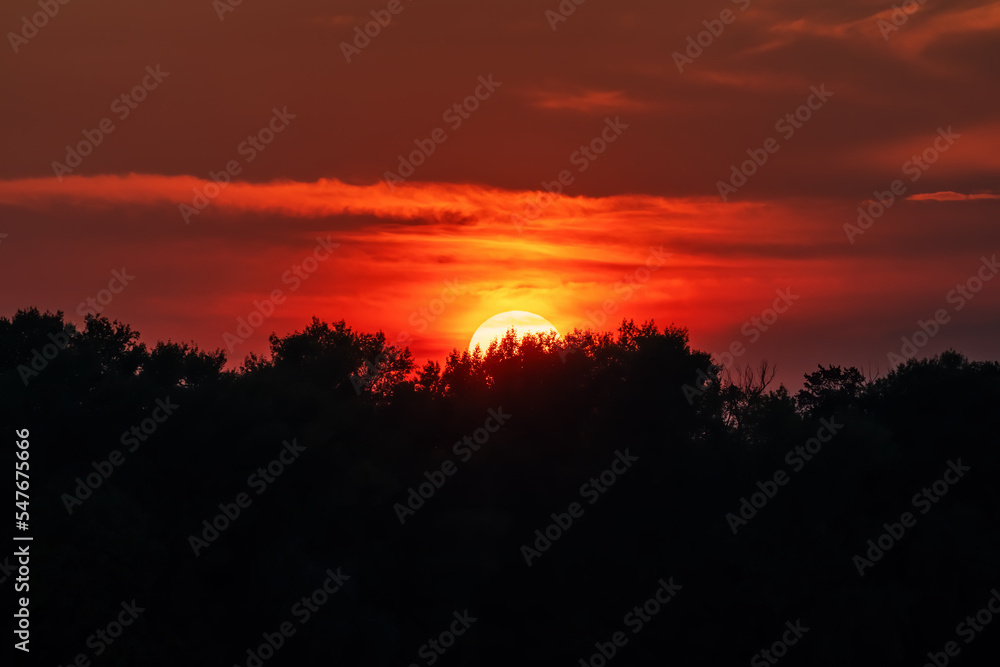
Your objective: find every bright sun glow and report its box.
[468,311,560,354]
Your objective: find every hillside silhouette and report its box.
[3,307,1000,666]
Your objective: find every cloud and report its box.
[753,1,1000,58]
[527,89,654,113]
[885,1,1000,56]
[908,191,1000,202]
[2,0,997,201]
[0,173,730,229]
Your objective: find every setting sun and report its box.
[468,311,560,353]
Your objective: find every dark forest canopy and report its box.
[3,307,1000,666]
[8,306,986,407]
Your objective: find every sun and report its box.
[468,311,560,354]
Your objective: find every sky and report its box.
[2,0,999,388]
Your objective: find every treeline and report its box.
[3,308,1000,666]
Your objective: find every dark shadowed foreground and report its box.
[3,308,999,666]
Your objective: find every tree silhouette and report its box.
[3,309,999,666]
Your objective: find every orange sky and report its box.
[2,0,999,387]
